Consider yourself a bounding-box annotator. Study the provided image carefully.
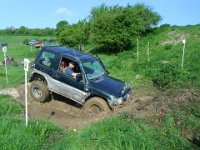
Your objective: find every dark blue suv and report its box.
[29,46,132,114]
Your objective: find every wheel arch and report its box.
[85,94,110,108]
[30,73,48,85]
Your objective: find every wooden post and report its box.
[137,38,139,63]
[147,42,150,62]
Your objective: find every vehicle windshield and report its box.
[82,59,105,80]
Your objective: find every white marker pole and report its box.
[2,46,8,84]
[24,58,30,126]
[181,39,186,69]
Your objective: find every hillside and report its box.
[98,25,200,91]
[0,25,200,149]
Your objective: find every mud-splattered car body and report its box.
[29,46,132,111]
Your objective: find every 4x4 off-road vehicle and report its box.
[29,46,132,114]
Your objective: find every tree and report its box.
[74,20,89,50]
[55,3,161,52]
[57,20,89,50]
[89,4,161,51]
[56,20,69,37]
[5,26,16,34]
[17,26,28,34]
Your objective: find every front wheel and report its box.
[83,97,111,116]
[30,81,49,102]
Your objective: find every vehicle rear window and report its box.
[38,51,55,67]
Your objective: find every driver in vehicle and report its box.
[65,62,78,78]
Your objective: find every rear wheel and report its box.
[30,81,49,102]
[83,97,110,116]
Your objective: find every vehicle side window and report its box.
[59,57,81,78]
[39,51,55,67]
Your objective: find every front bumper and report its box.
[109,89,132,107]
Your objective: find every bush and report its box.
[164,44,172,50]
[23,39,29,44]
[152,63,181,90]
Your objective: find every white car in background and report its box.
[26,40,37,46]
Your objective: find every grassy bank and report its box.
[98,25,200,90]
[0,95,64,150]
[0,95,199,149]
[0,25,200,149]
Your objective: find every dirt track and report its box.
[1,84,200,130]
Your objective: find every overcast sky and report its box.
[0,0,199,29]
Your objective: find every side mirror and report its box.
[76,73,83,81]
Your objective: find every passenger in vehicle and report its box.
[59,60,66,73]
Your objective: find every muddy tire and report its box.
[83,97,110,115]
[30,81,49,102]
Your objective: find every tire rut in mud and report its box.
[1,84,200,130]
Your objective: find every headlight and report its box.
[109,96,123,106]
[121,83,130,95]
[116,97,123,105]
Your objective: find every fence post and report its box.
[137,38,139,63]
[147,42,150,62]
[181,39,186,69]
[2,46,8,84]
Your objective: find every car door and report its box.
[51,57,89,104]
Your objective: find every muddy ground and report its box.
[2,84,200,130]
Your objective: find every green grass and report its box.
[0,95,63,150]
[0,35,53,44]
[0,95,199,150]
[0,40,40,88]
[0,95,23,116]
[53,111,199,150]
[0,65,27,87]
[97,25,200,90]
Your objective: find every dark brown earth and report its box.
[3,84,200,131]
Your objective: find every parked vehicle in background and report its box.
[26,40,37,46]
[29,46,132,115]
[35,41,41,48]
